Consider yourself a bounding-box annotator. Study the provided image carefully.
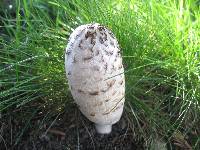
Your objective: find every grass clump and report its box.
[0,0,199,149]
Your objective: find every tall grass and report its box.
[0,0,199,148]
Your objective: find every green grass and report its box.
[0,0,199,149]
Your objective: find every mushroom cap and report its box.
[65,23,125,125]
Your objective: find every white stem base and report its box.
[95,124,112,134]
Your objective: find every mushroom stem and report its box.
[95,124,112,134]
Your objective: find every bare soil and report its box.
[0,103,145,150]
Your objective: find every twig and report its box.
[44,113,60,135]
[48,129,65,136]
[81,118,95,150]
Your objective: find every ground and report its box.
[0,103,144,150]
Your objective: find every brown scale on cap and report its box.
[83,55,93,61]
[85,31,95,39]
[89,91,99,95]
[98,25,106,32]
[107,79,116,88]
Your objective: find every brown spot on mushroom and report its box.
[77,89,85,93]
[119,80,124,85]
[95,50,99,56]
[66,51,71,55]
[90,112,95,116]
[105,99,110,102]
[107,79,116,88]
[118,64,123,69]
[89,91,99,95]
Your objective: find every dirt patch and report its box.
[0,103,144,150]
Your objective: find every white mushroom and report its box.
[65,23,125,134]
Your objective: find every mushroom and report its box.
[65,23,125,134]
